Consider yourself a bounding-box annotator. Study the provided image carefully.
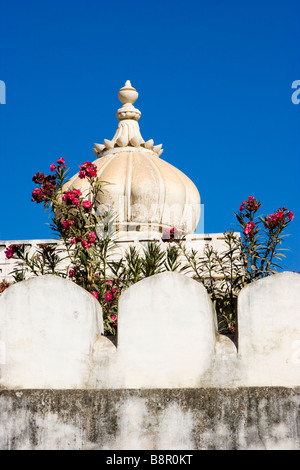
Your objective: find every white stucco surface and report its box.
[0,275,103,389]
[0,271,299,390]
[238,271,300,386]
[116,271,218,388]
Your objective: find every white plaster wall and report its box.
[116,271,218,388]
[1,269,300,390]
[0,388,299,450]
[237,271,300,386]
[0,275,103,389]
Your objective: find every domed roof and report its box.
[64,81,200,237]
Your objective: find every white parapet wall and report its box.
[0,275,103,389]
[111,271,218,388]
[237,271,300,386]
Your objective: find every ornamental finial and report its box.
[93,81,163,156]
[116,80,141,121]
[118,80,139,105]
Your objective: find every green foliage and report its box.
[178,232,243,333]
[164,244,183,272]
[141,242,165,277]
[178,197,294,334]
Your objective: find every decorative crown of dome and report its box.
[65,81,201,238]
[92,80,163,157]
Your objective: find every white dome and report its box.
[64,81,200,237]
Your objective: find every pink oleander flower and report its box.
[62,219,75,230]
[69,269,74,277]
[31,187,43,202]
[239,196,260,213]
[81,232,97,250]
[32,172,47,185]
[106,280,113,285]
[78,161,98,179]
[91,291,99,299]
[105,291,113,302]
[162,227,178,242]
[70,237,77,244]
[56,157,66,169]
[50,163,57,172]
[264,207,294,230]
[62,189,82,206]
[243,221,256,237]
[4,244,18,259]
[239,201,246,211]
[81,240,90,249]
[31,177,57,203]
[83,200,92,211]
[89,232,96,243]
[111,315,117,327]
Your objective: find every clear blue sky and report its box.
[0,0,299,271]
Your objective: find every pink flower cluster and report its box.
[162,227,178,242]
[31,172,57,203]
[79,161,98,179]
[62,189,81,206]
[81,232,97,249]
[31,187,47,203]
[264,208,294,230]
[104,280,120,300]
[69,231,96,249]
[104,280,120,328]
[82,200,92,211]
[62,219,75,230]
[105,291,113,301]
[4,244,19,259]
[239,196,260,213]
[50,157,67,172]
[243,221,258,237]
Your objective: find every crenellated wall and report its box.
[1,270,300,390]
[0,270,300,449]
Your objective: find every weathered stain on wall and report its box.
[0,388,299,450]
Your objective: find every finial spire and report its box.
[116,80,141,121]
[93,81,163,156]
[118,80,138,105]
